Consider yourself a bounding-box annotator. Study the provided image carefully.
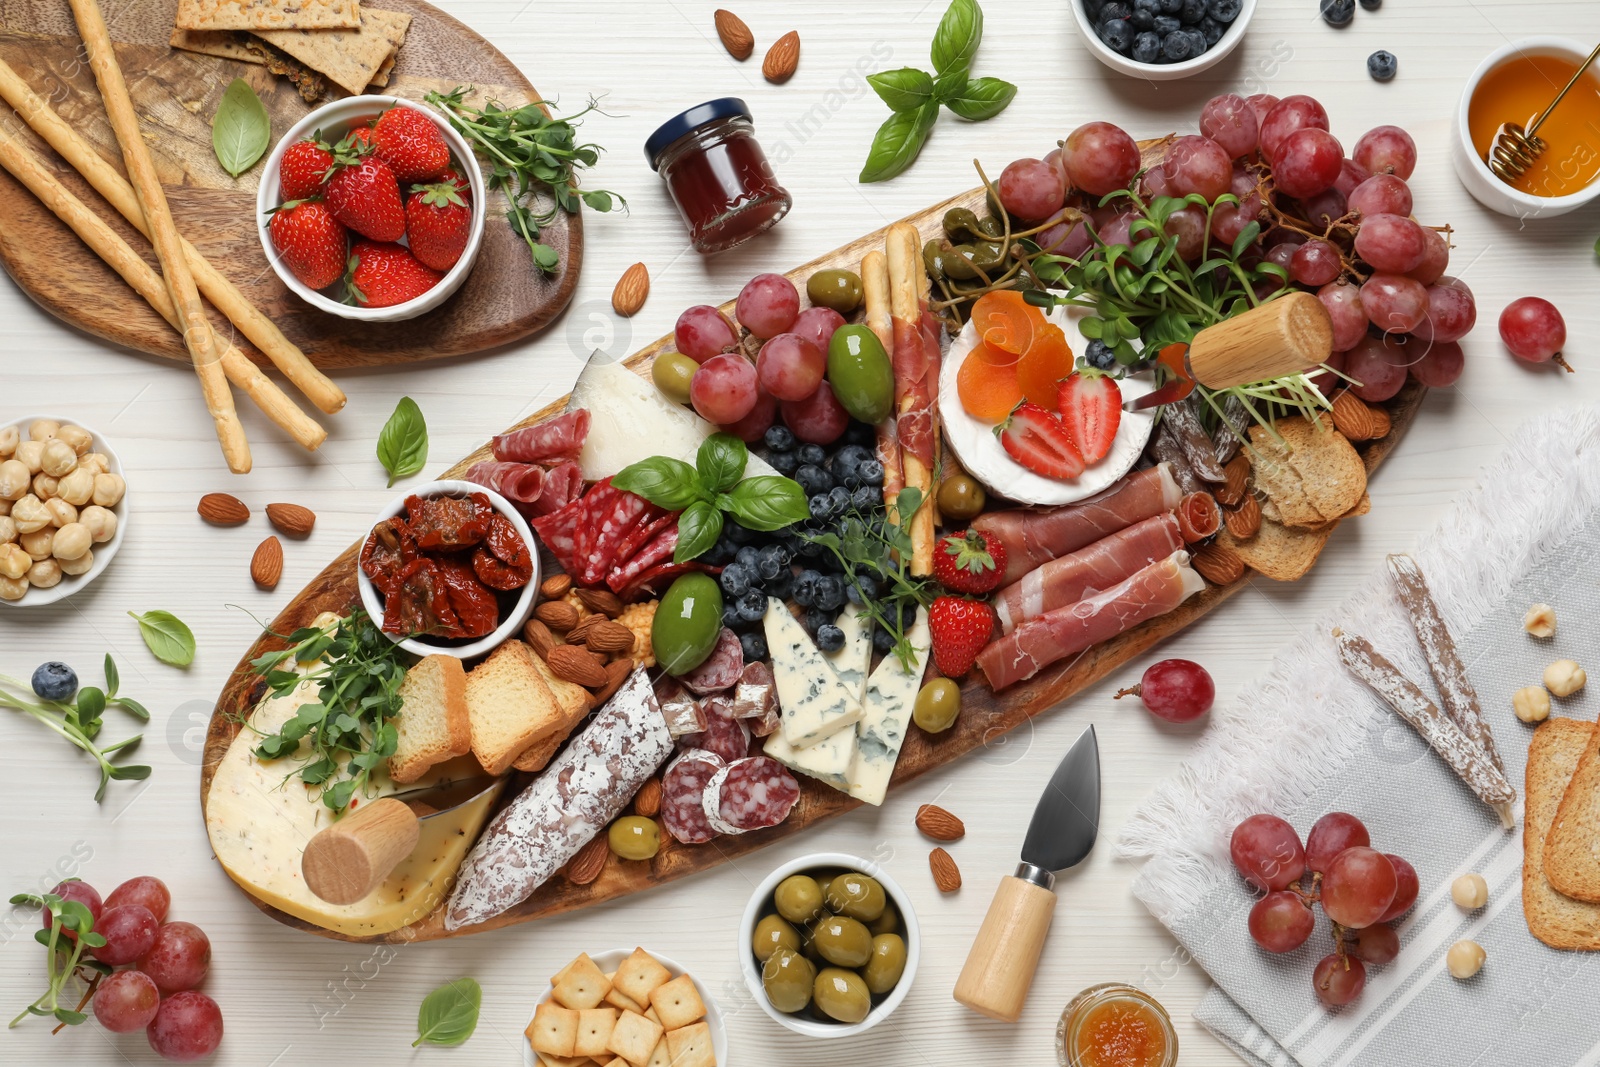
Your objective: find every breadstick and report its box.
[1387,553,1505,775]
[0,57,346,416]
[1334,628,1515,828]
[0,127,326,450]
[861,249,905,522]
[886,222,935,575]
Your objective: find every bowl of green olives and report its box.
[740,852,919,1038]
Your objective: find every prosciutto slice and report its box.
[465,460,544,504]
[491,410,590,464]
[976,551,1204,690]
[993,513,1185,633]
[892,313,936,465]
[974,463,1184,584]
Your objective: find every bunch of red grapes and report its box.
[48,876,221,1060]
[991,92,1472,393]
[1230,812,1418,1007]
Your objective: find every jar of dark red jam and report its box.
[645,98,791,254]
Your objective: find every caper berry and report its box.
[937,474,986,521]
[913,677,962,734]
[607,816,661,860]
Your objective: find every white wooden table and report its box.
[3,1,1598,1063]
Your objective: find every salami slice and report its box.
[464,460,545,505]
[615,561,710,601]
[729,662,781,737]
[528,462,585,517]
[611,506,673,570]
[704,756,800,835]
[679,694,752,764]
[529,493,585,574]
[491,410,591,464]
[660,749,725,845]
[579,487,654,586]
[681,628,745,696]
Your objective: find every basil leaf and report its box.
[931,0,984,74]
[211,78,270,178]
[942,76,1016,121]
[377,397,429,487]
[613,456,706,510]
[674,500,724,564]
[128,610,196,667]
[413,977,481,1047]
[933,68,969,102]
[696,432,747,494]
[725,476,811,531]
[867,67,936,113]
[859,101,939,184]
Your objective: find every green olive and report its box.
[753,914,800,962]
[607,816,661,860]
[799,917,826,961]
[913,677,962,734]
[862,933,908,995]
[826,325,895,424]
[812,968,871,1024]
[651,352,699,406]
[868,903,899,937]
[761,948,816,1014]
[814,875,833,907]
[773,874,824,924]
[806,269,864,314]
[937,475,987,521]
[812,914,872,968]
[825,872,886,922]
[652,573,723,676]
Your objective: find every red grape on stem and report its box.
[1345,333,1410,401]
[1352,924,1400,965]
[718,387,776,443]
[1334,157,1373,199]
[735,273,800,339]
[1347,174,1413,219]
[1406,226,1451,285]
[1230,814,1307,891]
[1314,953,1367,1006]
[1411,277,1476,344]
[790,306,845,355]
[1322,846,1398,929]
[1259,95,1330,163]
[1200,94,1260,159]
[1354,214,1428,273]
[91,904,159,966]
[1499,296,1572,371]
[780,380,850,445]
[92,970,161,1033]
[1062,121,1142,196]
[998,157,1066,222]
[690,353,759,424]
[1361,273,1430,334]
[674,305,737,362]
[1115,659,1214,722]
[1273,128,1343,198]
[1306,812,1371,873]
[1249,891,1316,953]
[1378,854,1419,922]
[1162,135,1232,201]
[138,921,212,994]
[1353,125,1418,179]
[105,876,171,923]
[42,880,101,941]
[756,333,825,401]
[1318,282,1368,353]
[1409,340,1464,388]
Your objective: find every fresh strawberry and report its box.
[373,106,451,182]
[1057,372,1122,465]
[344,241,444,308]
[929,596,997,677]
[278,138,333,201]
[405,180,472,272]
[998,402,1084,480]
[437,167,472,202]
[267,200,348,290]
[932,529,1007,595]
[324,154,405,242]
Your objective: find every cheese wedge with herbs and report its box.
[847,608,930,806]
[765,598,864,748]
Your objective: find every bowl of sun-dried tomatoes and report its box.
[356,480,539,659]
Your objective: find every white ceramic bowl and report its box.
[0,416,126,608]
[354,480,537,659]
[1070,0,1256,81]
[521,948,727,1067]
[255,95,487,322]
[1451,37,1600,219]
[739,852,920,1039]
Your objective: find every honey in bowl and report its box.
[1468,52,1600,197]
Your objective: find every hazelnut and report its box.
[55,467,94,507]
[26,557,61,588]
[14,439,43,474]
[0,459,28,500]
[55,425,93,456]
[19,527,54,561]
[44,498,76,527]
[1544,659,1587,698]
[0,574,25,600]
[0,516,14,544]
[1523,603,1556,639]
[57,548,94,576]
[51,523,91,562]
[1451,873,1488,909]
[40,439,77,478]
[79,506,117,544]
[0,425,17,457]
[0,498,9,516]
[10,495,51,534]
[1513,685,1552,723]
[1446,939,1485,979]
[0,543,30,579]
[78,452,108,475]
[32,473,58,500]
[27,419,59,442]
[92,473,125,508]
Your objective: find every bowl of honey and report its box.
[1453,37,1600,217]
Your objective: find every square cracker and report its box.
[606,1010,664,1067]
[251,7,412,97]
[176,0,360,31]
[645,1039,671,1067]
[535,1055,591,1067]
[527,1002,578,1058]
[648,974,704,1031]
[574,1007,619,1060]
[612,948,671,1007]
[169,27,266,64]
[550,953,611,1010]
[665,1021,716,1067]
[1525,717,1600,949]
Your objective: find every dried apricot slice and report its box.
[958,342,1023,423]
[1016,322,1075,408]
[970,290,1039,360]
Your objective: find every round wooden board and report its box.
[203,181,1428,942]
[0,0,580,369]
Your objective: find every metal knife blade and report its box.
[1122,342,1194,412]
[1019,726,1101,877]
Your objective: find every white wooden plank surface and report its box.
[2,0,1598,1063]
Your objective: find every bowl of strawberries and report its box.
[256,95,487,322]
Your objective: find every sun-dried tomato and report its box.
[382,558,461,637]
[472,545,529,591]
[407,493,492,550]
[360,516,415,597]
[436,557,499,638]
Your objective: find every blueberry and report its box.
[814,575,846,612]
[857,459,885,488]
[1101,1,1132,18]
[1131,6,1155,30]
[766,567,796,599]
[1358,0,1380,8]
[719,564,751,597]
[828,485,851,512]
[1083,339,1118,370]
[803,607,833,636]
[1099,17,1135,52]
[1208,0,1241,19]
[1187,27,1208,55]
[31,661,78,702]
[795,464,832,496]
[833,457,862,490]
[1158,0,1182,12]
[872,626,897,653]
[767,449,798,475]
[808,493,834,521]
[1084,0,1106,18]
[764,425,796,451]
[847,486,877,513]
[735,546,761,570]
[797,443,826,467]
[1161,29,1193,59]
[1367,49,1396,81]
[756,545,786,580]
[815,624,846,653]
[723,603,746,631]
[1126,30,1157,63]
[1179,0,1207,22]
[1152,14,1180,33]
[846,573,879,607]
[702,534,738,567]
[842,421,877,447]
[739,631,768,661]
[737,588,768,623]
[1199,15,1224,44]
[726,521,757,544]
[1320,0,1354,25]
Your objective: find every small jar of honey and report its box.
[1057,983,1177,1067]
[645,98,792,255]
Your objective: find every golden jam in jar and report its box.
[1057,983,1177,1067]
[645,98,792,254]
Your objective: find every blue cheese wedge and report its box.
[764,717,856,790]
[847,607,930,806]
[824,603,873,705]
[765,597,864,748]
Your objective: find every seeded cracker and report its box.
[250,7,411,97]
[175,0,361,32]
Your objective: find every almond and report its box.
[633,778,663,818]
[915,804,966,841]
[566,834,609,885]
[611,262,650,317]
[198,492,249,526]
[592,657,633,704]
[587,620,636,656]
[1215,454,1251,508]
[547,644,608,688]
[714,8,754,60]
[1330,390,1385,442]
[536,600,581,631]
[522,618,561,659]
[575,587,624,618]
[265,502,315,537]
[929,847,961,893]
[568,613,606,646]
[1192,541,1246,586]
[1224,494,1262,539]
[762,30,800,84]
[251,535,283,589]
[540,572,573,599]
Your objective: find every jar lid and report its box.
[644,98,752,170]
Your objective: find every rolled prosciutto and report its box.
[977,551,1204,690]
[993,513,1184,634]
[974,464,1184,585]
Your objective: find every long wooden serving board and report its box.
[203,185,1425,942]
[0,0,579,369]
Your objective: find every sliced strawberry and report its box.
[929,596,997,678]
[998,402,1084,481]
[1057,372,1122,465]
[344,241,444,308]
[373,106,451,182]
[267,200,348,290]
[278,138,333,201]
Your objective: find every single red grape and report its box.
[1345,334,1409,400]
[1264,242,1298,271]
[92,969,161,1033]
[42,880,100,942]
[779,380,849,445]
[1043,147,1068,186]
[1163,135,1232,201]
[1165,204,1208,261]
[1333,157,1373,198]
[138,922,212,994]
[1308,347,1349,395]
[1318,282,1368,353]
[1211,164,1263,244]
[1322,847,1398,929]
[1352,923,1400,965]
[1259,95,1330,163]
[1201,94,1260,159]
[1037,214,1094,258]
[1378,854,1419,922]
[1499,297,1569,368]
[735,273,800,339]
[790,306,845,355]
[1347,174,1413,219]
[1230,814,1307,891]
[718,386,777,443]
[998,157,1067,221]
[1097,210,1135,248]
[1273,128,1343,198]
[1408,340,1465,388]
[1249,891,1316,953]
[1062,121,1142,196]
[92,904,159,966]
[1244,93,1281,127]
[1354,213,1428,273]
[1122,658,1215,722]
[1361,273,1430,334]
[1291,239,1342,287]
[1412,277,1476,344]
[756,333,826,401]
[674,305,737,362]
[146,991,224,1062]
[1313,953,1367,1006]
[690,353,760,424]
[1299,187,1347,232]
[105,876,172,923]
[1405,226,1450,285]
[1352,124,1417,179]
[1305,812,1371,873]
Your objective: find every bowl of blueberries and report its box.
[1073,0,1255,79]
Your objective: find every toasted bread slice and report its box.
[388,655,470,783]
[1250,417,1367,529]
[1525,717,1600,949]
[1543,711,1600,901]
[464,640,566,776]
[510,654,592,772]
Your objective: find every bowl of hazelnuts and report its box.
[0,416,127,606]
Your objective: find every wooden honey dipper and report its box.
[1487,42,1600,184]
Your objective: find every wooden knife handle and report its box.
[1188,290,1333,389]
[952,874,1058,1022]
[301,797,420,905]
